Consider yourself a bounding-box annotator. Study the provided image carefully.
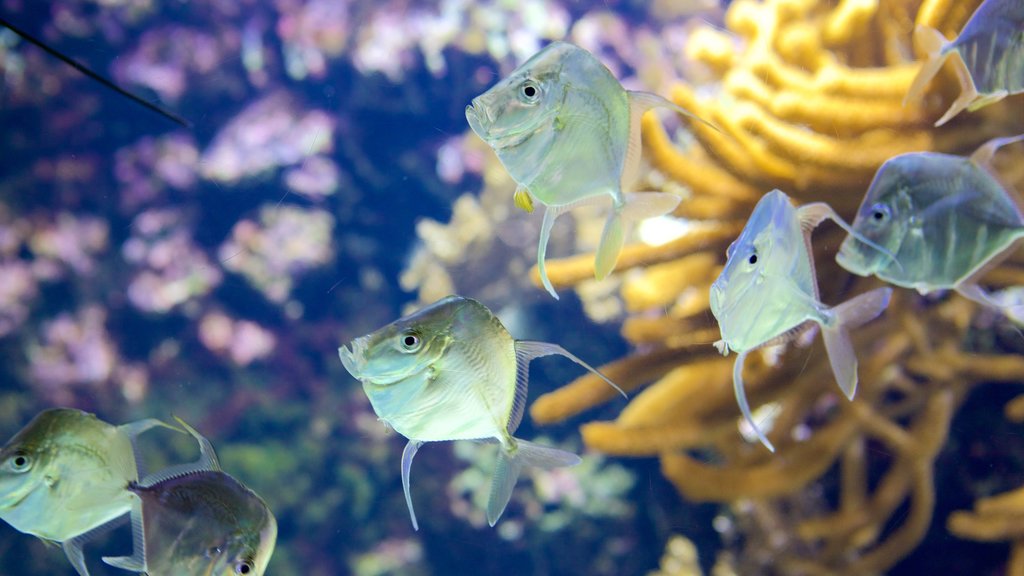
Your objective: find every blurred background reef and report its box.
[0,0,1022,575]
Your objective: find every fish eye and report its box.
[8,451,31,473]
[748,253,758,265]
[399,331,422,352]
[235,560,254,574]
[869,203,890,222]
[519,80,541,103]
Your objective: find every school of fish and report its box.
[3,0,1023,571]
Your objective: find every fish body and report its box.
[103,418,277,576]
[711,190,892,452]
[0,408,167,575]
[339,295,623,528]
[466,41,701,298]
[906,0,1024,125]
[837,136,1024,310]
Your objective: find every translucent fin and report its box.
[62,514,128,576]
[118,418,179,481]
[514,340,626,399]
[732,350,774,452]
[799,202,901,272]
[138,416,220,487]
[822,287,893,400]
[595,209,625,280]
[486,439,579,526]
[966,90,1008,112]
[620,192,682,221]
[970,134,1024,168]
[904,25,951,106]
[934,48,979,126]
[401,440,424,531]
[956,283,1024,320]
[537,206,567,299]
[102,498,146,573]
[626,90,720,133]
[513,185,534,213]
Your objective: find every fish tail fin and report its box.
[732,350,775,452]
[101,497,147,573]
[823,287,893,400]
[933,49,980,126]
[593,192,681,280]
[487,439,580,526]
[905,25,951,107]
[537,206,564,299]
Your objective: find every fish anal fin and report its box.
[905,25,951,106]
[934,49,979,126]
[823,287,893,400]
[402,440,424,531]
[595,210,625,280]
[486,439,580,526]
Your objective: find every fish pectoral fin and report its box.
[595,210,625,280]
[536,206,566,299]
[486,439,580,526]
[823,287,893,400]
[732,350,774,452]
[513,185,535,213]
[934,49,979,127]
[621,192,681,221]
[515,340,626,400]
[904,25,950,106]
[402,440,424,531]
[63,514,128,576]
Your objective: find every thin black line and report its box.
[0,15,191,128]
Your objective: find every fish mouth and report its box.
[338,337,370,379]
[465,102,489,138]
[835,237,871,276]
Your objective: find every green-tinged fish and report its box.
[103,417,277,576]
[466,41,712,299]
[905,0,1024,126]
[711,190,893,452]
[837,135,1024,314]
[338,295,624,528]
[0,408,168,576]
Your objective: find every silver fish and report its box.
[906,0,1024,126]
[711,190,893,452]
[837,135,1024,313]
[466,41,711,299]
[339,295,624,528]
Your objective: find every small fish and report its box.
[837,135,1024,313]
[711,190,893,452]
[905,0,1024,126]
[0,408,168,576]
[466,41,711,299]
[338,295,624,528]
[103,418,277,576]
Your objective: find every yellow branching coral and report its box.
[529,0,1024,573]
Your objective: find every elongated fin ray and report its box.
[118,418,180,481]
[402,440,424,531]
[514,340,626,401]
[538,206,567,299]
[0,16,189,127]
[138,417,220,487]
[799,202,902,272]
[732,350,774,452]
[486,439,579,526]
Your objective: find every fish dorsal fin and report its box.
[102,498,147,574]
[513,341,626,430]
[117,418,180,481]
[139,417,220,487]
[799,202,902,272]
[63,513,129,576]
[514,185,535,213]
[904,25,952,107]
[623,90,719,190]
[970,134,1024,169]
[401,440,424,531]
